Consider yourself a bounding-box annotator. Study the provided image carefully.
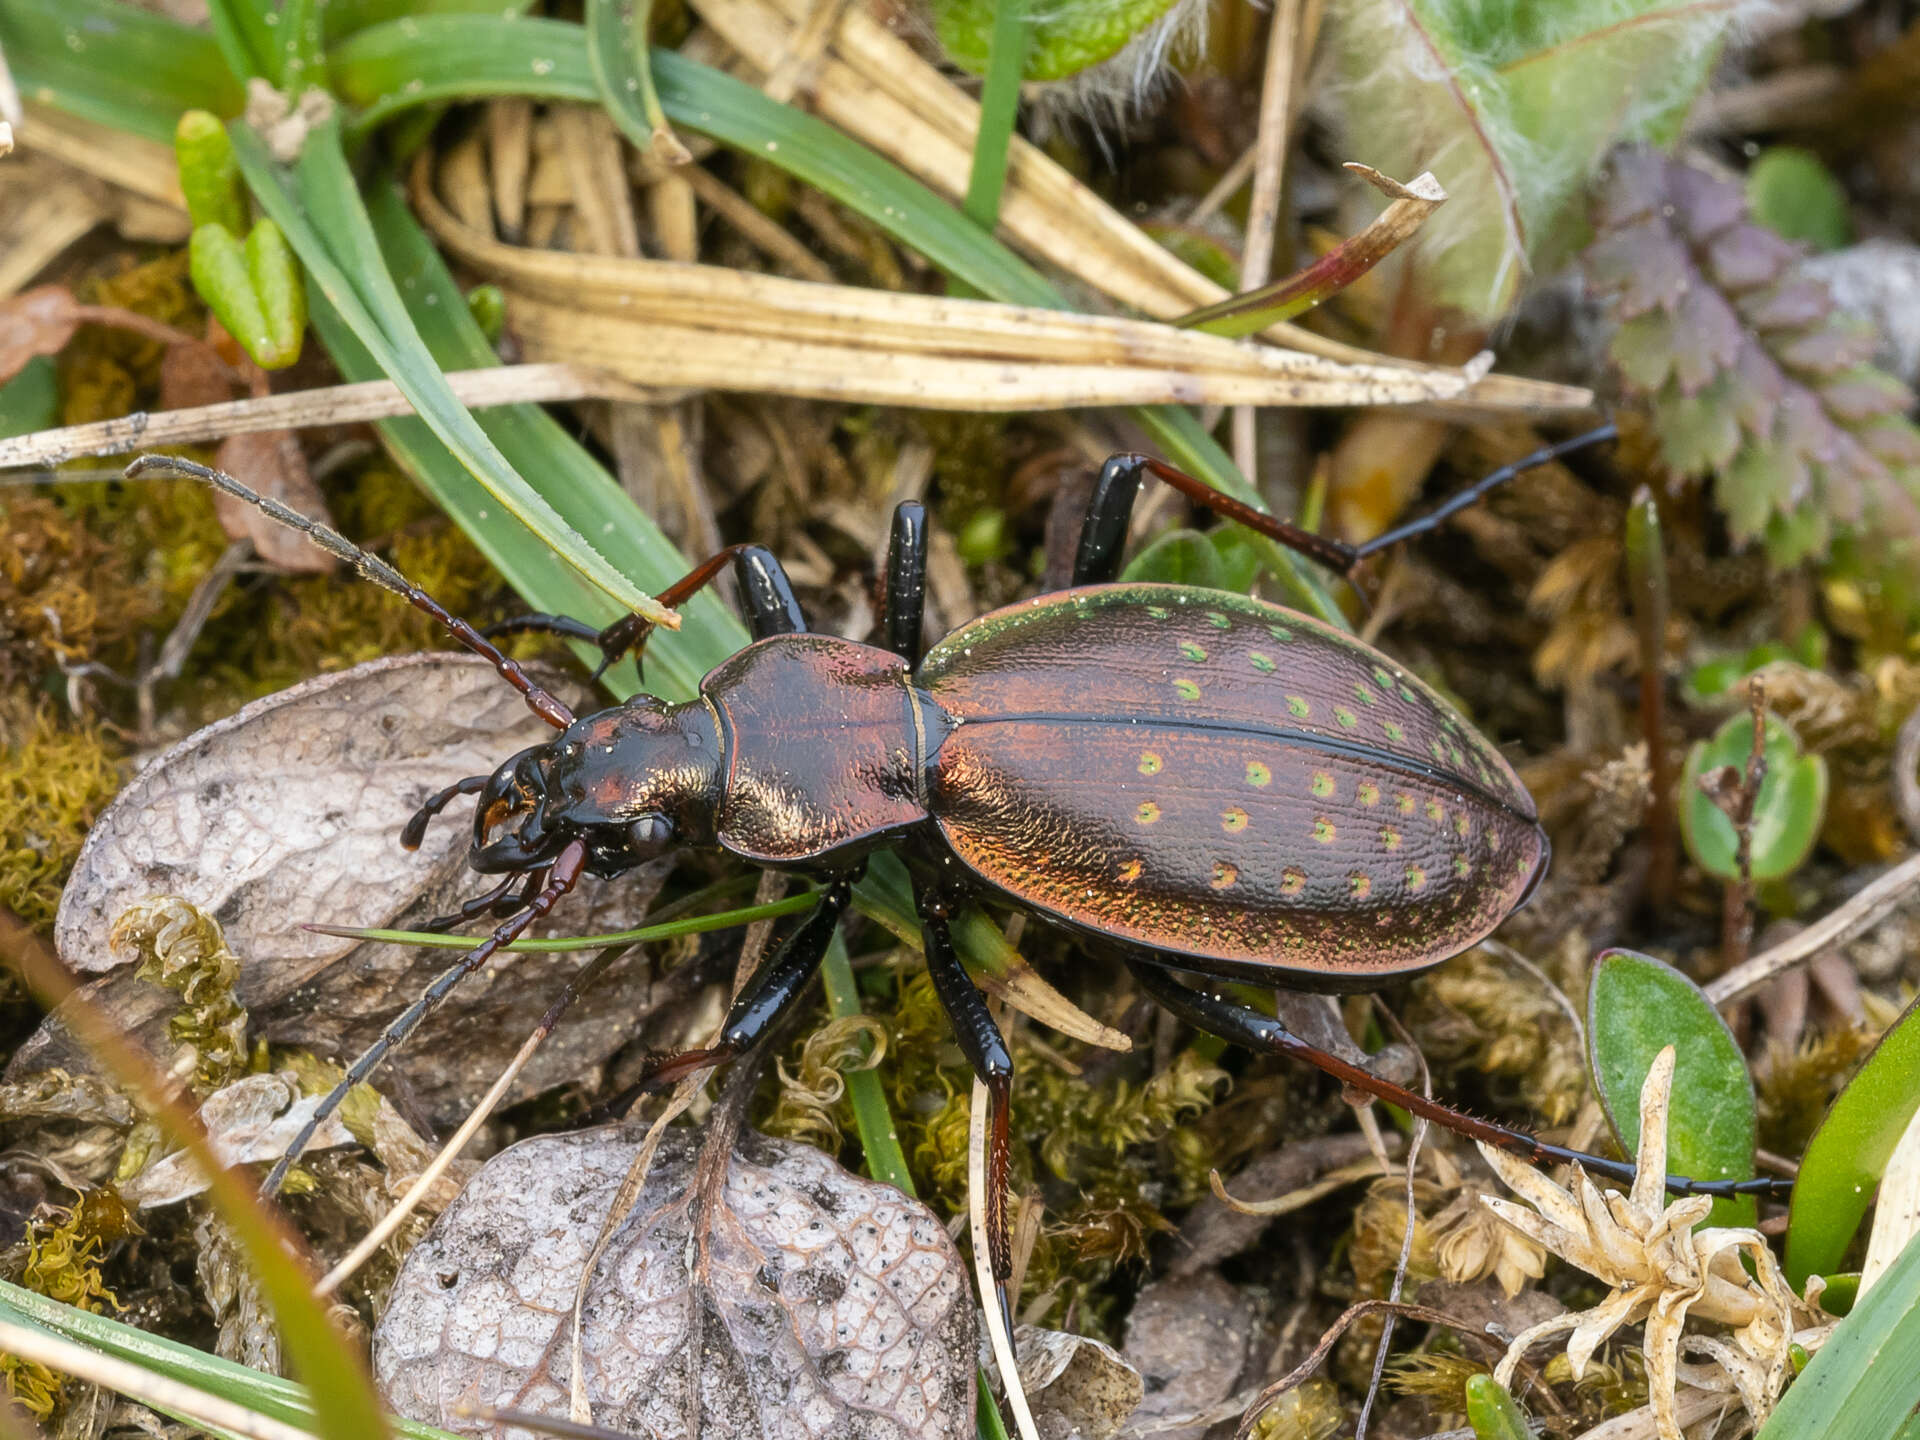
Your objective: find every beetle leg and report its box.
[914,887,1017,1338]
[1127,959,1794,1202]
[263,838,591,1196]
[401,774,489,850]
[419,871,523,933]
[883,500,929,665]
[612,877,856,1101]
[1094,422,1618,581]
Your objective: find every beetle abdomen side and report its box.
[929,718,1544,979]
[920,584,1546,979]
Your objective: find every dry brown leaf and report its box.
[1,284,82,384]
[375,1125,978,1439]
[1009,1328,1142,1440]
[20,655,670,1122]
[212,427,337,574]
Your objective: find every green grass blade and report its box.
[961,0,1027,232]
[0,0,241,141]
[1757,1229,1920,1439]
[227,117,675,628]
[200,0,271,88]
[586,0,677,160]
[1788,995,1920,1287]
[0,1282,461,1440]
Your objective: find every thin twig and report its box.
[1895,701,1920,845]
[1706,849,1920,1003]
[1187,143,1257,225]
[1231,0,1304,489]
[1356,1003,1430,1440]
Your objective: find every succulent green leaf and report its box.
[0,356,60,440]
[1759,1227,1920,1439]
[1464,1374,1530,1440]
[174,110,248,235]
[244,219,307,369]
[188,222,274,361]
[1787,997,1920,1288]
[1747,147,1851,253]
[1609,310,1676,392]
[1587,948,1757,1228]
[1661,378,1745,474]
[1678,711,1827,883]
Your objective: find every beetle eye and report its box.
[626,814,674,855]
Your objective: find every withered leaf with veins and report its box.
[375,1125,977,1440]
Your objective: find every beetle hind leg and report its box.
[913,886,1017,1339]
[1127,958,1792,1203]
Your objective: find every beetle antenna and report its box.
[125,454,578,732]
[262,838,590,1195]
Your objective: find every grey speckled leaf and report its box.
[23,654,674,1121]
[375,1126,977,1440]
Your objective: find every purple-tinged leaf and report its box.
[1779,325,1881,376]
[1706,225,1801,293]
[1742,277,1832,331]
[1670,284,1745,395]
[1667,163,1747,245]
[1821,368,1915,424]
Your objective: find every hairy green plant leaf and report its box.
[1121,529,1227,588]
[1757,1228,1920,1439]
[1325,0,1736,320]
[932,0,1180,81]
[1588,948,1756,1228]
[1679,711,1827,883]
[1788,997,1920,1287]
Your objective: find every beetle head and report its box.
[471,698,720,879]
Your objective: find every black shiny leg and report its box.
[884,500,929,665]
[1081,424,1619,582]
[1127,959,1791,1201]
[615,878,854,1098]
[915,884,1016,1335]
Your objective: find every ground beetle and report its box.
[128,434,1789,1326]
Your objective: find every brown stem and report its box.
[1716,679,1769,972]
[1625,487,1675,909]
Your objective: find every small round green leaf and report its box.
[1747,146,1851,253]
[1679,711,1827,882]
[1121,529,1226,588]
[1588,948,1757,1228]
[1787,996,1920,1288]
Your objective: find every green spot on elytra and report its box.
[1310,771,1335,798]
[1431,739,1449,762]
[1138,751,1163,776]
[1246,760,1272,787]
[1357,781,1380,807]
[1334,706,1359,729]
[1280,867,1306,895]
[1249,652,1276,674]
[1221,807,1249,833]
[1348,872,1372,899]
[1312,817,1337,844]
[1146,605,1171,619]
[1395,793,1415,815]
[1180,641,1208,662]
[1383,720,1405,743]
[1211,860,1239,889]
[1399,684,1419,704]
[1205,611,1231,630]
[1455,855,1472,878]
[1137,801,1162,825]
[1286,695,1310,719]
[1426,799,1445,823]
[1268,624,1292,642]
[1372,665,1394,689]
[1405,865,1427,892]
[1354,682,1376,706]
[1448,744,1465,768]
[1174,678,1202,701]
[1517,855,1532,876]
[1380,827,1402,852]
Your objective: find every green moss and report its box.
[109,897,252,1094]
[0,1190,131,1418]
[0,703,123,931]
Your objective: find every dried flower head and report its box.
[1431,1186,1546,1297]
[1478,1047,1806,1440]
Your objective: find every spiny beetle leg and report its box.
[914,885,1016,1336]
[884,500,929,666]
[124,455,579,732]
[1092,422,1619,584]
[606,877,857,1112]
[1126,959,1793,1202]
[263,839,590,1196]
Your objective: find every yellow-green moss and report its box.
[0,702,123,931]
[0,1191,131,1417]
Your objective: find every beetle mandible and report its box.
[127,433,1787,1325]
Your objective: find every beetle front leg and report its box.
[1126,959,1792,1202]
[914,885,1017,1338]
